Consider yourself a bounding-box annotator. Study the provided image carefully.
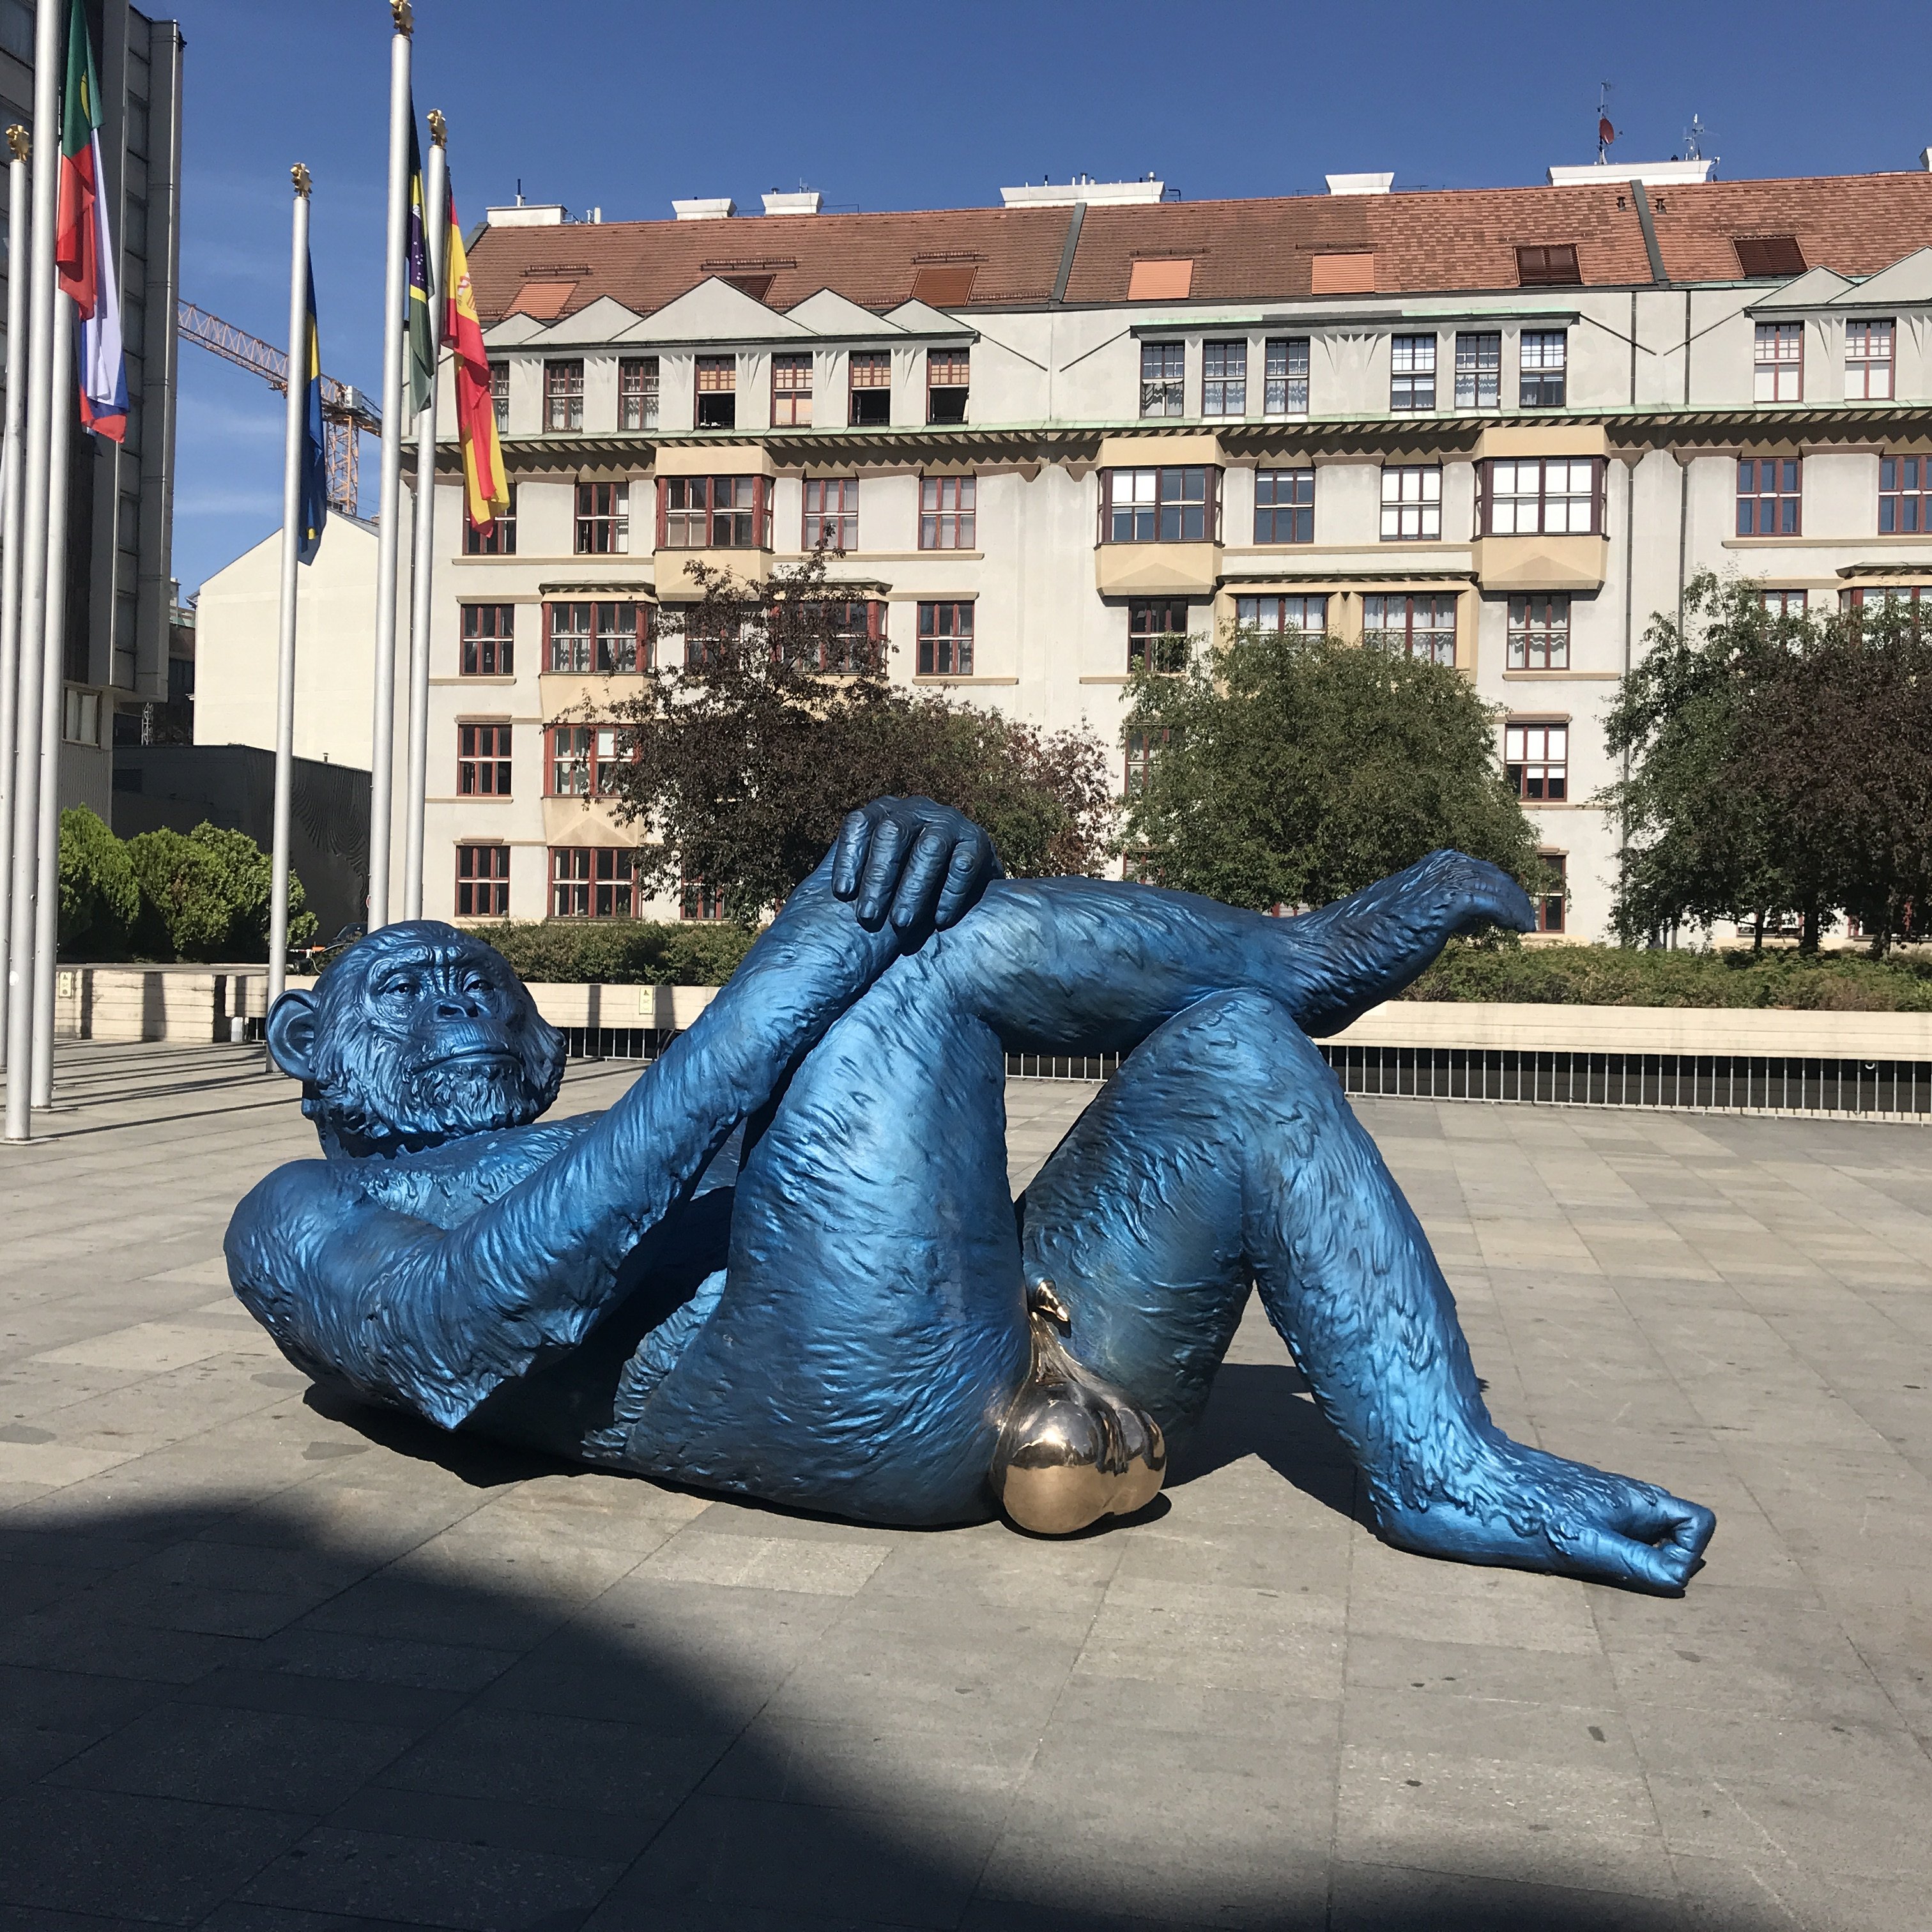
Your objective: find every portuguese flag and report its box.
[442,181,507,532]
[55,0,126,441]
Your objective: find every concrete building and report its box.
[0,0,183,816]
[418,160,1932,939]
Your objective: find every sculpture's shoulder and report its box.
[344,1116,597,1228]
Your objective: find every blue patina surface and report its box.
[227,798,1715,1590]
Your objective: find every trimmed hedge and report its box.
[470,919,756,988]
[1403,940,1932,1012]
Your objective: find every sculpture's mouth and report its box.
[422,1045,517,1071]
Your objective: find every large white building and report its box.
[415,162,1932,938]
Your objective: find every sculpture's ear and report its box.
[265,988,320,1082]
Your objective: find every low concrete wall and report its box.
[56,965,274,1044]
[1329,1000,1932,1061]
[59,970,1932,1066]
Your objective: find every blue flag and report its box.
[297,252,326,564]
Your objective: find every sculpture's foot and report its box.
[1372,1434,1715,1594]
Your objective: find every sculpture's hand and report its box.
[831,796,1002,935]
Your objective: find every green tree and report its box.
[57,806,140,955]
[589,551,1116,920]
[1120,623,1542,911]
[1600,576,1932,954]
[126,823,318,962]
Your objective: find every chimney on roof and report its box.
[1922,146,1932,172]
[1325,172,1393,195]
[762,190,822,216]
[1548,158,1716,186]
[999,174,1165,208]
[672,197,737,221]
[485,202,566,227]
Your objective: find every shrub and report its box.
[1403,940,1932,1012]
[471,919,755,987]
[57,806,140,954]
[125,822,317,962]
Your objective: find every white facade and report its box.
[422,194,1932,938]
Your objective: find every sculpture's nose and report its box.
[434,991,480,1020]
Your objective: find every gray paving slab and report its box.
[0,1040,1928,1929]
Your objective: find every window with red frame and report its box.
[659,475,770,548]
[543,358,583,431]
[919,475,975,549]
[848,350,891,426]
[682,880,727,922]
[802,477,857,551]
[916,601,972,675]
[1363,594,1456,665]
[618,356,658,431]
[1759,588,1808,617]
[1253,469,1314,544]
[1507,594,1570,669]
[574,482,629,555]
[462,482,517,555]
[549,848,636,919]
[1737,458,1800,536]
[1236,594,1327,633]
[1505,721,1567,801]
[456,844,510,917]
[1753,323,1802,402]
[1839,585,1929,622]
[544,601,648,673]
[1533,853,1566,933]
[772,352,813,427]
[779,597,884,675]
[1480,458,1602,535]
[1124,726,1169,797]
[547,724,636,797]
[461,604,514,676]
[927,348,969,424]
[1102,468,1218,544]
[694,355,736,429]
[1880,456,1929,534]
[1846,320,1894,401]
[489,362,509,432]
[457,723,512,796]
[1127,599,1190,674]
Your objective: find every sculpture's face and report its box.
[266,923,565,1157]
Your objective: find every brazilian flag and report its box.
[297,252,326,562]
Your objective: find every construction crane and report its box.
[176,299,383,518]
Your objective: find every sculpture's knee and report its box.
[1142,987,1335,1110]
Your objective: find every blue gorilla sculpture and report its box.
[227,797,1715,1592]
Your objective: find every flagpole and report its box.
[267,167,312,1013]
[29,292,73,1107]
[366,0,413,932]
[402,112,445,923]
[0,126,31,1062]
[4,0,63,1143]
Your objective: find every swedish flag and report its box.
[297,254,326,564]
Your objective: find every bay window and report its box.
[659,475,772,548]
[1101,466,1218,544]
[1479,458,1603,536]
[544,601,649,673]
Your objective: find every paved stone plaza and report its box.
[0,1041,1928,1931]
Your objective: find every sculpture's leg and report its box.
[1021,990,1715,1593]
[608,964,1031,1528]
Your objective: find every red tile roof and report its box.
[467,171,1932,325]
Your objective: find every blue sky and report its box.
[167,0,1932,595]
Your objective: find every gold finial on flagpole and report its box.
[390,0,413,34]
[4,125,27,162]
[291,163,312,197]
[427,109,446,146]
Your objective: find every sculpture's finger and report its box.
[1622,1491,1717,1560]
[890,826,954,931]
[934,834,992,928]
[832,808,873,901]
[1557,1522,1699,1595]
[854,813,910,926]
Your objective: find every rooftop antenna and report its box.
[1596,81,1616,165]
[1683,114,1710,162]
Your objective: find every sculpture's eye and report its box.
[383,976,418,1003]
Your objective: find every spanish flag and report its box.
[442,181,507,533]
[55,0,126,441]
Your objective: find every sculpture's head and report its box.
[265,922,565,1158]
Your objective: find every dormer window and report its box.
[1733,236,1805,279]
[1753,323,1802,403]
[772,352,813,426]
[1846,320,1894,401]
[695,355,737,429]
[1515,244,1580,288]
[849,351,891,426]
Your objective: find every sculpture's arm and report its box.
[921,851,1530,1055]
[231,809,994,1428]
